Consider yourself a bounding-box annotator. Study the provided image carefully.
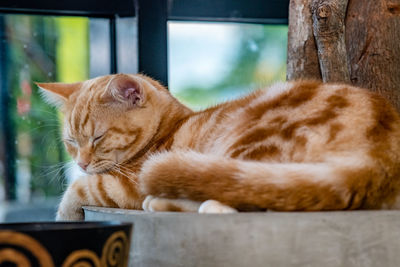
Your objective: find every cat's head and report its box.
[38,74,180,174]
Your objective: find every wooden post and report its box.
[346,0,400,110]
[287,0,400,111]
[287,0,321,81]
[311,0,350,83]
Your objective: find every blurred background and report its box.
[169,21,287,109]
[0,1,288,221]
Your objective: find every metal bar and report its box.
[109,16,118,74]
[0,9,114,18]
[168,0,289,23]
[0,15,16,200]
[168,16,288,25]
[138,0,168,86]
[0,0,135,18]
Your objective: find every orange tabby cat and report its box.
[38,73,400,220]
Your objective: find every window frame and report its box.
[0,0,135,17]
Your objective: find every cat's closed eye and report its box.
[93,134,105,145]
[64,138,78,147]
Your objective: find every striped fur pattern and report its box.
[38,74,400,220]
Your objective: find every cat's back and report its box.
[172,81,400,162]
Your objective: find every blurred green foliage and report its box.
[3,15,89,200]
[173,24,288,110]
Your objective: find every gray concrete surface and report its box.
[84,207,400,267]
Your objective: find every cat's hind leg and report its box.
[142,196,238,213]
[198,200,238,213]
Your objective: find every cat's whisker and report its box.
[113,164,137,177]
[30,107,61,116]
[112,165,132,176]
[24,123,61,132]
[111,165,138,186]
[39,129,60,146]
[39,161,74,186]
[33,160,70,168]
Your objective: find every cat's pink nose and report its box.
[78,162,89,171]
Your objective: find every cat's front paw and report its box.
[56,193,85,221]
[56,179,87,221]
[198,200,238,214]
[56,207,84,221]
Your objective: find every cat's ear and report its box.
[104,74,145,108]
[36,82,82,107]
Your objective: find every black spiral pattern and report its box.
[61,249,101,267]
[101,231,129,267]
[0,231,54,267]
[0,229,130,267]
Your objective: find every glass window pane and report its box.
[117,17,138,74]
[89,18,111,77]
[89,17,138,78]
[168,21,288,110]
[0,14,93,210]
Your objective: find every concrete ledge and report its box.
[84,207,400,267]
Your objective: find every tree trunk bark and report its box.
[287,0,322,81]
[287,0,400,111]
[311,0,350,83]
[346,0,400,110]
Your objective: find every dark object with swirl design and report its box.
[0,221,132,267]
